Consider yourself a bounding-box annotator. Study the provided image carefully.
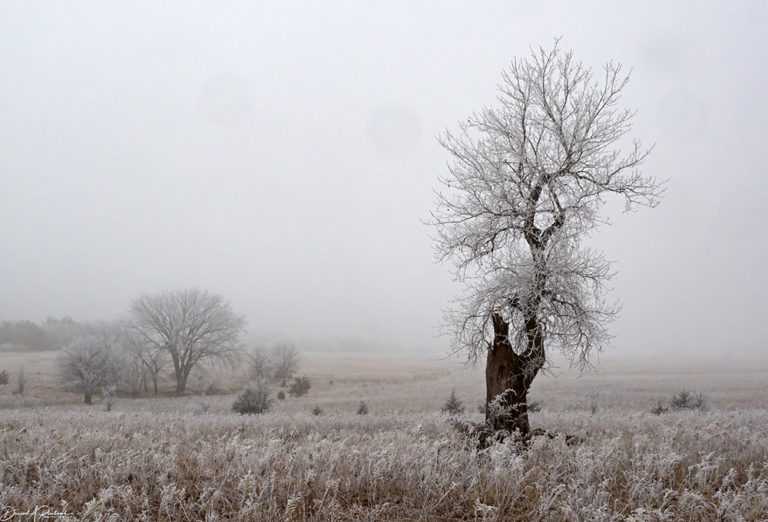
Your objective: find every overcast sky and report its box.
[1,1,766,358]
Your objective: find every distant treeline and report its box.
[0,317,81,352]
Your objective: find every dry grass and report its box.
[1,351,767,520]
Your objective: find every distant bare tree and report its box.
[431,41,663,436]
[271,343,300,384]
[247,347,274,382]
[130,288,246,396]
[57,322,120,404]
[122,326,166,396]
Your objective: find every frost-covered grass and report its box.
[1,353,768,520]
[2,408,767,519]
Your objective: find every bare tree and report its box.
[270,343,300,384]
[130,288,246,396]
[57,322,121,404]
[247,346,274,382]
[431,41,663,436]
[122,326,166,396]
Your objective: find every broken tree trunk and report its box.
[484,312,544,436]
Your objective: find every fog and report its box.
[1,1,766,358]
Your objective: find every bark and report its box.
[175,370,189,396]
[485,312,544,436]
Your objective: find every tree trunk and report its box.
[152,373,158,396]
[485,313,543,436]
[84,391,92,405]
[176,372,187,396]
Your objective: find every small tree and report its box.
[670,390,706,411]
[57,322,120,404]
[131,288,246,395]
[13,366,26,396]
[102,384,116,412]
[248,347,274,382]
[442,390,465,415]
[431,41,663,435]
[271,343,300,384]
[122,326,166,396]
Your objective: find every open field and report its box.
[1,351,768,520]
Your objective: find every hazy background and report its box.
[1,1,766,359]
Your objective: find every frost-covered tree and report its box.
[130,288,246,395]
[57,322,121,404]
[122,325,167,396]
[432,41,663,435]
[270,343,300,384]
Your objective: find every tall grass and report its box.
[2,406,767,520]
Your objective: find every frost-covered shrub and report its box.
[205,383,225,396]
[357,401,369,415]
[311,405,323,416]
[651,399,669,415]
[0,369,8,385]
[232,388,271,414]
[288,376,311,397]
[670,390,706,411]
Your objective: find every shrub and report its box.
[205,383,225,396]
[0,369,8,385]
[441,390,464,415]
[311,406,323,416]
[277,390,285,401]
[589,392,600,415]
[232,388,271,415]
[288,376,311,397]
[651,400,668,415]
[357,401,369,415]
[670,390,706,411]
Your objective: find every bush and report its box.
[288,376,311,397]
[277,390,285,401]
[357,401,369,415]
[0,369,8,385]
[441,390,464,415]
[651,400,668,415]
[651,391,706,415]
[311,406,323,416]
[205,383,225,396]
[232,388,271,415]
[670,390,706,411]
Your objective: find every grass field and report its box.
[1,351,767,520]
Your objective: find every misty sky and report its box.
[1,1,766,358]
